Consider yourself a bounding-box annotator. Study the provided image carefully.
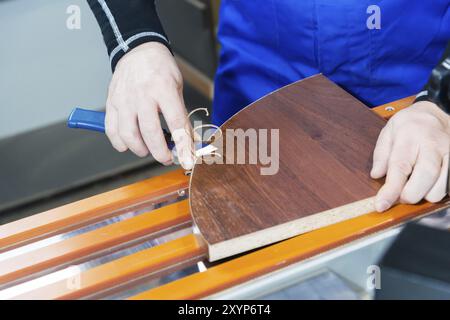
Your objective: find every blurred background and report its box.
[0,0,220,223]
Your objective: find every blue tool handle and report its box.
[68,108,106,133]
[67,108,175,149]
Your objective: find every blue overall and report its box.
[212,1,450,125]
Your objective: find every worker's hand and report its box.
[371,101,450,212]
[105,42,194,169]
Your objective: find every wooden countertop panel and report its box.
[190,75,388,261]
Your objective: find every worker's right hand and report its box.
[105,42,194,170]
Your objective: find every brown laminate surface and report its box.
[190,75,387,260]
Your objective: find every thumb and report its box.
[371,125,393,179]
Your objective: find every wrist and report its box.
[116,42,172,70]
[112,37,172,72]
[126,42,171,56]
[413,101,450,129]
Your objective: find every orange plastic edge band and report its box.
[372,96,415,119]
[131,201,447,300]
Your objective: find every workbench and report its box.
[0,96,448,300]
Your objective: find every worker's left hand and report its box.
[371,101,450,212]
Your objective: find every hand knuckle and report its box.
[113,98,128,110]
[430,140,450,155]
[390,160,413,175]
[141,124,159,138]
[105,97,115,110]
[105,125,116,138]
[390,109,408,123]
[423,162,440,175]
[157,73,181,91]
[173,72,183,90]
[169,115,187,128]
[161,78,176,90]
[120,130,138,143]
[422,112,443,126]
